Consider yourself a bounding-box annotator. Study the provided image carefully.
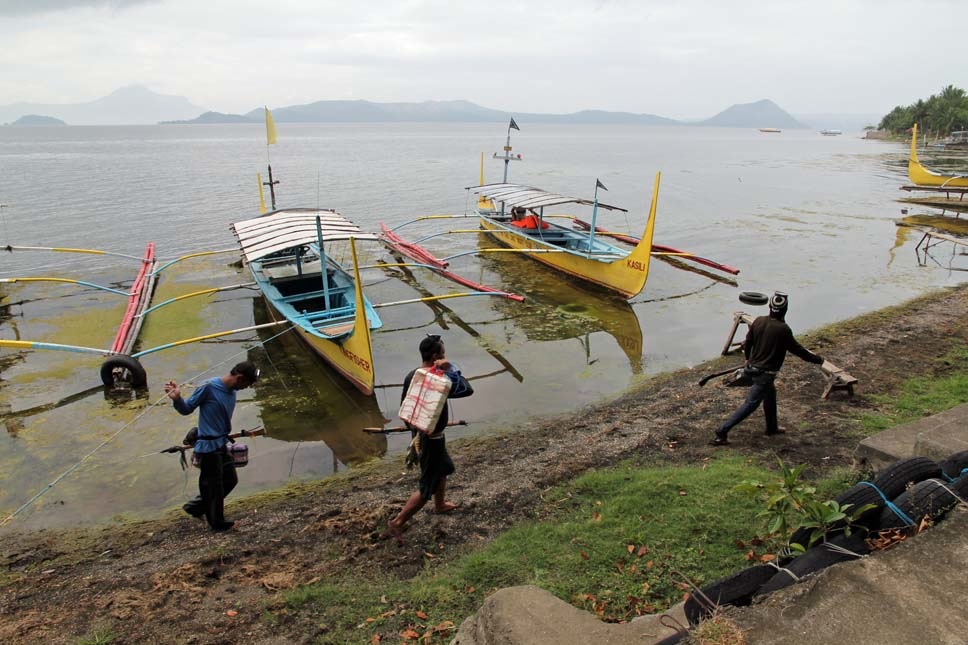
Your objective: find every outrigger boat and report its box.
[230,209,380,394]
[382,119,737,300]
[908,123,968,188]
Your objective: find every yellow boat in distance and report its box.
[909,123,968,188]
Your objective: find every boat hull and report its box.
[477,173,662,299]
[909,124,968,188]
[259,295,376,395]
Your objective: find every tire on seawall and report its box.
[939,450,968,481]
[756,532,870,597]
[683,564,776,626]
[871,456,942,501]
[876,477,963,531]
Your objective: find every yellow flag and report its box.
[265,107,278,145]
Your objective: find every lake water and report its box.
[0,123,962,531]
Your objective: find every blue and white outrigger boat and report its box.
[230,208,381,394]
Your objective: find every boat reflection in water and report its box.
[479,246,644,374]
[251,297,388,471]
[892,213,968,272]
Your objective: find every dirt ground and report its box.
[2,285,967,644]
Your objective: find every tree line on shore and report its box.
[878,85,968,136]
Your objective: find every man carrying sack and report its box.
[711,292,823,446]
[387,335,472,544]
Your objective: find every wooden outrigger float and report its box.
[382,119,738,299]
[908,123,968,188]
[0,243,274,389]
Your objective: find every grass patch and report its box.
[274,457,778,644]
[75,629,117,645]
[855,344,968,435]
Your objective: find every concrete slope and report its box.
[726,508,968,645]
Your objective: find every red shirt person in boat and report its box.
[510,207,549,230]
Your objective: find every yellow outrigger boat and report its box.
[909,123,968,188]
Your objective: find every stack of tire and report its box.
[683,453,968,626]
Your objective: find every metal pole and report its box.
[316,216,331,309]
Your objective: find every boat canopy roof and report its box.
[469,183,628,213]
[231,208,378,263]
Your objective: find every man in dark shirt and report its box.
[712,292,823,446]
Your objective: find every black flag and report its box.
[509,117,520,131]
[595,178,608,191]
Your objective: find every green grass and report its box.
[856,345,968,435]
[75,629,116,645]
[274,457,779,644]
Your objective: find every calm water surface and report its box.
[0,123,962,530]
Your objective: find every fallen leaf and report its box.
[678,490,687,496]
[628,564,638,574]
[380,594,388,603]
[225,610,238,617]
[759,553,776,562]
[641,582,650,593]
[636,545,649,557]
[734,539,746,550]
[591,512,602,522]
[422,552,435,559]
[371,635,382,645]
[645,560,654,569]
[415,610,429,620]
[580,550,589,560]
[627,544,635,554]
[744,549,756,561]
[614,562,623,573]
[750,537,765,546]
[366,617,376,623]
[401,628,421,640]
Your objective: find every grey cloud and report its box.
[0,0,157,16]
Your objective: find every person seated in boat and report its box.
[510,209,549,230]
[510,206,526,221]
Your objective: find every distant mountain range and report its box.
[1,86,861,130]
[0,86,205,126]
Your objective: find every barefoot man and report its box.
[388,335,473,542]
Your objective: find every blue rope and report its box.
[942,467,968,483]
[859,481,916,527]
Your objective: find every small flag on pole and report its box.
[509,117,520,131]
[265,107,278,146]
[595,178,608,191]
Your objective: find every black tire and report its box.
[876,478,961,531]
[871,457,942,501]
[683,564,776,626]
[757,532,870,597]
[939,450,968,481]
[100,355,147,389]
[788,482,886,549]
[738,291,769,306]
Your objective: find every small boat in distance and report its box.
[820,129,843,136]
[759,127,781,133]
[908,123,968,188]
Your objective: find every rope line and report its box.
[0,323,296,528]
[766,560,802,582]
[859,481,916,527]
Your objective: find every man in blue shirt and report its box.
[164,361,259,531]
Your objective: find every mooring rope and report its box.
[0,324,296,528]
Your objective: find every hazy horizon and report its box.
[1,0,964,119]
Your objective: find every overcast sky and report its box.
[1,0,965,118]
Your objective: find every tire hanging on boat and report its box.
[100,354,147,389]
